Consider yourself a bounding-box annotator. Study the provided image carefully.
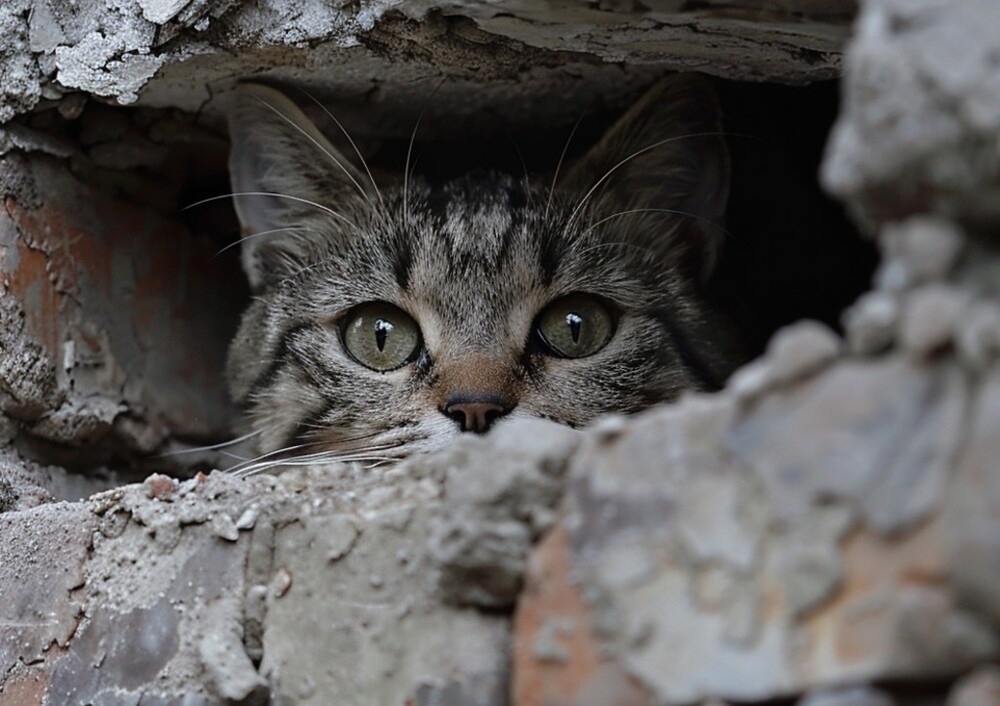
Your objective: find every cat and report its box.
[224,73,745,467]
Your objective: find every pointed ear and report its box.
[227,83,369,291]
[562,73,730,282]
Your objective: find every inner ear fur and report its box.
[562,73,731,282]
[227,82,369,291]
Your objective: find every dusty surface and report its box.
[0,0,855,136]
[2,0,1000,704]
[1,420,577,704]
[822,0,1000,226]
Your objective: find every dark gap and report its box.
[714,79,879,354]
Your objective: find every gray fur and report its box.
[226,74,745,464]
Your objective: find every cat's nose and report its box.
[443,394,514,433]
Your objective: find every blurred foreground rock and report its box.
[513,1,1000,703]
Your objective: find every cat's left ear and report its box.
[562,73,730,282]
[228,83,370,291]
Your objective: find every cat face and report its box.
[226,75,743,462]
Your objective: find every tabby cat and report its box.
[225,74,744,466]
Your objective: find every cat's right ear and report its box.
[560,74,730,283]
[227,83,369,291]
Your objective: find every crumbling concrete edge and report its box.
[0,0,853,126]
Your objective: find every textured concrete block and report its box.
[1,149,244,466]
[512,361,999,704]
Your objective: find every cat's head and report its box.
[225,74,742,463]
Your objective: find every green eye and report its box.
[536,294,615,358]
[341,302,421,372]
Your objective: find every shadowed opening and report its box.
[0,78,876,485]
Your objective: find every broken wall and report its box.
[1,1,999,705]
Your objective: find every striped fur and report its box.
[226,74,746,465]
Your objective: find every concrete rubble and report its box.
[1,0,999,704]
[1,0,855,130]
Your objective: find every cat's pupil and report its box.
[567,313,583,344]
[374,319,392,352]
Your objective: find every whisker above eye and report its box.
[546,112,586,220]
[184,191,364,236]
[571,238,659,260]
[562,132,732,235]
[579,207,733,240]
[502,131,534,209]
[213,226,317,259]
[294,88,385,208]
[249,93,374,209]
[403,78,446,228]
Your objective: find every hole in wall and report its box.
[240,77,875,357]
[715,80,879,353]
[2,76,877,483]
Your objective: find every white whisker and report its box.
[546,113,585,219]
[296,89,385,207]
[185,191,363,235]
[563,132,729,235]
[224,440,322,475]
[250,94,374,208]
[402,112,424,228]
[403,78,445,227]
[213,226,314,258]
[222,425,417,477]
[572,239,659,260]
[503,132,534,208]
[579,207,732,239]
[229,441,407,477]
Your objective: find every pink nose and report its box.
[443,396,514,433]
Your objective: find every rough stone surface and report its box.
[0,447,114,509]
[513,377,996,704]
[943,367,1000,630]
[822,0,1000,226]
[425,420,580,609]
[898,285,970,358]
[760,319,842,387]
[0,0,857,129]
[957,301,1000,371]
[1,421,580,704]
[0,146,245,469]
[947,666,1000,706]
[843,290,898,355]
[881,216,966,287]
[0,502,96,682]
